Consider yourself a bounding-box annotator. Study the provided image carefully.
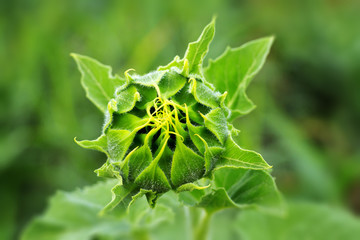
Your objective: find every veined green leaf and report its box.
[21,179,177,240]
[237,202,360,240]
[21,180,129,240]
[71,54,125,112]
[101,182,136,213]
[178,167,282,214]
[210,167,283,214]
[216,135,271,170]
[182,18,216,76]
[204,37,274,119]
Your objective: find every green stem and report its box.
[131,229,151,240]
[194,210,213,240]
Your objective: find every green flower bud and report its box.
[73,18,272,211]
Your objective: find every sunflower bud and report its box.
[73,18,271,211]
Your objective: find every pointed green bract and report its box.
[217,135,271,170]
[75,135,108,157]
[135,138,171,193]
[183,18,216,76]
[158,71,187,98]
[189,78,220,108]
[72,19,277,213]
[201,108,229,144]
[135,162,171,193]
[114,85,140,114]
[204,37,274,120]
[123,145,153,182]
[71,54,125,112]
[171,138,205,187]
[132,71,165,86]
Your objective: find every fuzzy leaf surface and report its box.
[216,135,271,170]
[21,180,174,240]
[179,167,283,214]
[72,54,125,112]
[204,37,274,119]
[237,202,360,240]
[171,138,205,187]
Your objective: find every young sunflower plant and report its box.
[72,18,282,217]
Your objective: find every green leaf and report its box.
[189,78,220,109]
[216,135,271,170]
[103,99,118,132]
[158,71,187,98]
[121,145,153,182]
[178,167,282,214]
[21,180,128,240]
[75,129,135,162]
[106,129,136,162]
[236,202,360,240]
[71,54,125,112]
[101,182,136,213]
[176,182,210,193]
[186,109,222,154]
[210,168,283,214]
[112,113,149,132]
[183,18,216,76]
[172,84,197,107]
[114,85,140,114]
[135,163,171,193]
[171,137,205,187]
[157,55,182,72]
[195,134,224,174]
[189,168,282,213]
[201,108,229,145]
[204,37,274,119]
[132,71,165,87]
[135,138,171,193]
[21,180,175,240]
[94,161,120,178]
[135,85,158,109]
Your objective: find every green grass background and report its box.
[1,0,360,239]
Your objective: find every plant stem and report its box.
[193,210,213,240]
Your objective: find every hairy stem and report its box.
[193,210,213,240]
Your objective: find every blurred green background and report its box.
[1,0,360,239]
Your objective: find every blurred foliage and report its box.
[1,0,360,239]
